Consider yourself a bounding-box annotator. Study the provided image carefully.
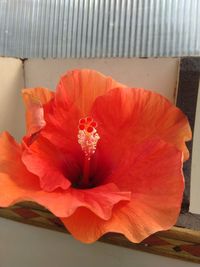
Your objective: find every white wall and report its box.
[190,80,200,214]
[0,58,25,140]
[24,58,179,103]
[0,218,198,267]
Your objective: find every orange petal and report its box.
[0,132,40,206]
[42,102,82,154]
[60,184,131,220]
[0,132,130,219]
[22,88,54,136]
[60,139,184,243]
[0,172,130,219]
[56,69,125,116]
[104,139,184,194]
[22,136,72,192]
[92,87,191,162]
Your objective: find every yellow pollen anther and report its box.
[78,117,100,160]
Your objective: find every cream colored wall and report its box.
[190,80,200,214]
[0,57,199,267]
[0,218,198,267]
[24,58,179,102]
[0,58,25,141]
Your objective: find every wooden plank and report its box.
[157,224,200,243]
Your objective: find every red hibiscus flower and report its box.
[0,69,191,243]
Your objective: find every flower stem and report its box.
[82,156,90,187]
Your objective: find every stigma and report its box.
[78,117,100,160]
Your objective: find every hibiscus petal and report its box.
[40,70,124,155]
[0,132,40,206]
[60,139,184,243]
[22,99,85,192]
[46,183,131,220]
[91,87,191,162]
[61,197,181,244]
[22,88,54,136]
[56,69,125,116]
[0,172,130,220]
[42,102,82,155]
[103,139,184,194]
[0,132,130,219]
[60,184,131,220]
[22,136,73,192]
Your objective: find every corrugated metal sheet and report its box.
[0,0,199,58]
